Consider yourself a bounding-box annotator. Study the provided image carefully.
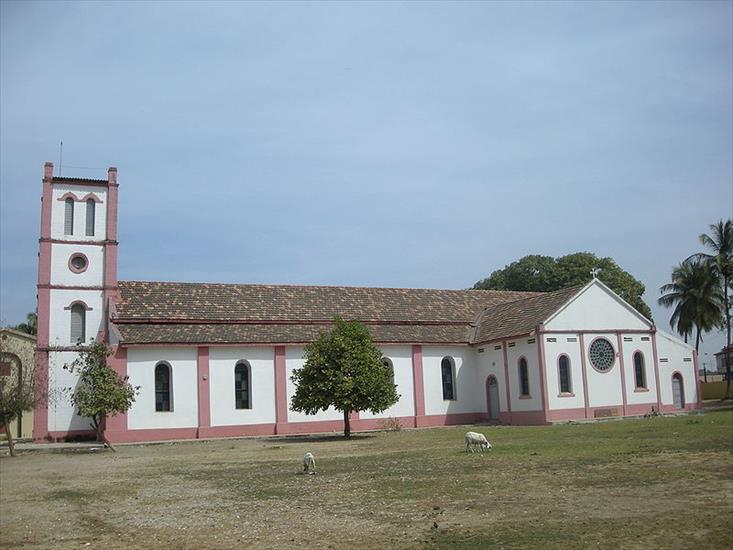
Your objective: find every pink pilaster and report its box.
[578,334,590,418]
[196,347,211,435]
[411,345,426,427]
[501,341,512,422]
[616,333,628,416]
[32,351,49,441]
[274,346,288,432]
[536,330,548,423]
[104,346,128,438]
[651,330,663,411]
[102,167,119,344]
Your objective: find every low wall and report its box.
[701,381,729,400]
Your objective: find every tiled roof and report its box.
[113,280,584,346]
[115,281,536,323]
[115,322,472,345]
[472,285,583,344]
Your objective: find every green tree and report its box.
[64,341,138,449]
[690,220,733,399]
[472,252,652,319]
[11,312,37,336]
[658,260,723,352]
[290,316,399,438]
[0,352,40,457]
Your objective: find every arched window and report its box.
[441,357,455,400]
[155,362,172,412]
[381,357,395,387]
[633,352,647,389]
[85,199,95,236]
[558,355,572,394]
[519,357,530,397]
[64,198,74,235]
[234,361,251,409]
[70,304,86,343]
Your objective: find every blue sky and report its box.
[1,1,731,364]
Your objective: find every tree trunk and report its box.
[4,420,16,458]
[725,275,731,400]
[94,417,116,452]
[343,409,351,439]
[695,327,701,353]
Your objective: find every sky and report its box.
[1,1,731,365]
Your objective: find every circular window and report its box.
[68,253,88,273]
[589,338,615,372]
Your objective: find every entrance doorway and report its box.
[486,376,500,420]
[672,373,685,409]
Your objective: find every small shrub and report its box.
[380,417,403,432]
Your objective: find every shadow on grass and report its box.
[272,433,377,444]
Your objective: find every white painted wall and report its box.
[543,335,585,411]
[209,347,276,426]
[285,347,343,423]
[505,338,541,412]
[475,344,508,413]
[422,345,478,415]
[620,336,657,406]
[583,333,624,408]
[126,348,198,429]
[50,185,107,241]
[360,346,415,420]
[48,289,104,346]
[545,283,650,332]
[655,331,698,406]
[50,243,105,287]
[47,351,91,432]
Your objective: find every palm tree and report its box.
[12,312,37,336]
[659,260,723,352]
[690,220,733,399]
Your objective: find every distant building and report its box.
[714,345,732,373]
[33,162,701,443]
[0,328,36,439]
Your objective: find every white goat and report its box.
[303,452,316,474]
[465,431,492,453]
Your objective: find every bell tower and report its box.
[34,162,119,440]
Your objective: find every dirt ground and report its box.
[1,413,732,549]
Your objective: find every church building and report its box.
[33,164,701,443]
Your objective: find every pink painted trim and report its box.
[616,334,628,416]
[501,341,512,417]
[80,192,103,203]
[503,411,547,425]
[536,334,548,422]
[106,427,199,443]
[63,300,93,311]
[413,412,484,427]
[587,336,617,373]
[106,178,119,243]
[197,347,211,431]
[46,430,96,441]
[56,192,81,202]
[40,238,117,246]
[198,423,276,438]
[556,354,573,394]
[517,355,530,398]
[32,351,49,441]
[104,243,118,289]
[693,350,702,407]
[578,334,590,419]
[39,284,116,290]
[104,346,128,433]
[411,345,425,422]
[651,331,663,411]
[36,288,51,347]
[351,415,418,431]
[68,252,89,273]
[274,346,287,427]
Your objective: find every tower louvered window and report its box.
[85,199,95,236]
[64,198,74,235]
[70,304,86,343]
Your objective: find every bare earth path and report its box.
[1,412,732,549]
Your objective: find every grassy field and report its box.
[1,411,732,549]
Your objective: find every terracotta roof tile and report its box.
[472,285,583,344]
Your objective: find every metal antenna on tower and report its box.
[58,141,63,176]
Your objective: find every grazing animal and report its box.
[303,452,316,474]
[464,431,492,453]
